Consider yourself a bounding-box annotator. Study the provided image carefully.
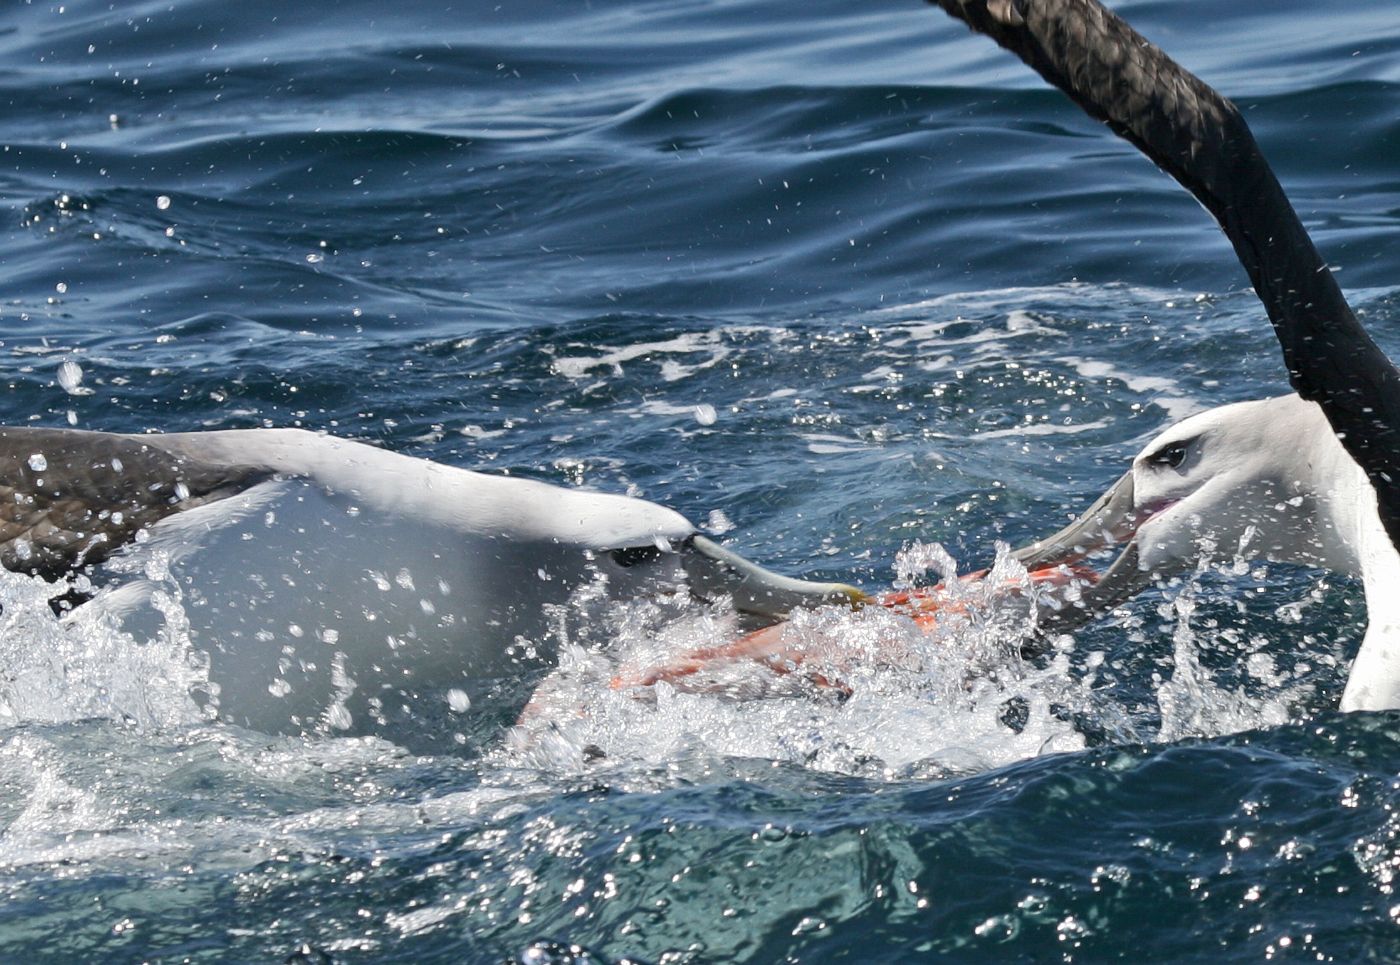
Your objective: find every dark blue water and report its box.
[0,0,1397,961]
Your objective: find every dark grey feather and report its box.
[928,0,1400,542]
[0,428,272,579]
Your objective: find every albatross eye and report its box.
[1147,441,1189,470]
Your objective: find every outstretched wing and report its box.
[928,0,1400,541]
[0,427,271,579]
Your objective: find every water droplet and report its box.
[706,509,735,535]
[27,453,46,472]
[326,704,352,730]
[155,195,171,210]
[57,359,83,394]
[447,689,471,713]
[55,281,67,294]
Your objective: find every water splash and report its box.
[0,525,1331,783]
[505,544,1085,777]
[503,542,1338,780]
[1154,564,1302,743]
[0,569,207,731]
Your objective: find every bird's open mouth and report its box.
[1009,471,1181,633]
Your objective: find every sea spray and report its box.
[0,567,206,731]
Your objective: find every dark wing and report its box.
[928,0,1400,541]
[0,427,272,579]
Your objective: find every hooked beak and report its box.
[681,534,867,619]
[1011,471,1182,634]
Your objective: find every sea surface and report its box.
[0,0,1398,961]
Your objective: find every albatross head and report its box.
[1012,395,1343,630]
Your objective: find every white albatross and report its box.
[930,0,1400,709]
[0,425,861,734]
[1009,394,1400,711]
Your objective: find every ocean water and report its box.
[0,0,1398,961]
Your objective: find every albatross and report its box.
[0,425,861,733]
[928,0,1400,709]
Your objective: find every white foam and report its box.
[506,545,1092,776]
[551,330,740,383]
[1068,358,1201,423]
[802,432,874,455]
[0,569,207,731]
[0,507,1324,792]
[926,417,1113,441]
[506,543,1326,779]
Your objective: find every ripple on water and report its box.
[0,0,1397,959]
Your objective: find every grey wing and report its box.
[928,0,1400,543]
[0,427,273,579]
